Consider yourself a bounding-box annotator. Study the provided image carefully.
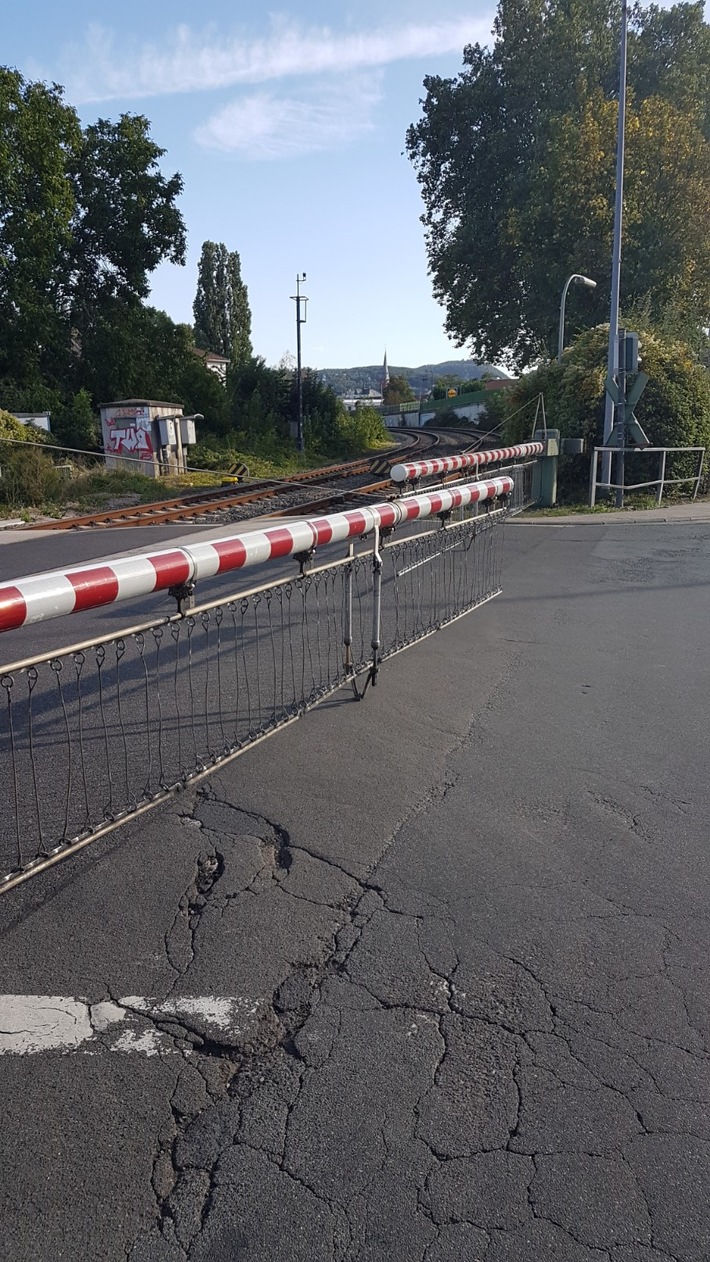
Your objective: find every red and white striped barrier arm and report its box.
[0,475,513,632]
[390,441,543,484]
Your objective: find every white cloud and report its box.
[194,75,382,160]
[60,14,491,104]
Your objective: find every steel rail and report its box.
[26,429,435,531]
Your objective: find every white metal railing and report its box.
[589,446,705,507]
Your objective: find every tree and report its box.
[406,0,710,368]
[193,241,252,366]
[0,69,189,445]
[431,375,486,399]
[77,301,228,436]
[0,70,80,386]
[383,374,415,405]
[510,92,710,352]
[0,71,186,396]
[53,389,101,450]
[69,113,185,358]
[71,115,184,304]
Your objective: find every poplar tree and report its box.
[193,241,252,366]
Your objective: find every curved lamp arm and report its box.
[558,274,596,362]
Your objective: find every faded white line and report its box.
[0,994,260,1055]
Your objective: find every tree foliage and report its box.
[0,68,191,438]
[498,324,710,493]
[0,70,80,386]
[70,115,184,315]
[0,69,383,468]
[431,375,488,399]
[407,0,710,368]
[193,241,252,366]
[383,373,415,405]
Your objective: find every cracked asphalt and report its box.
[1,516,709,1261]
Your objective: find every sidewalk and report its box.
[516,498,710,525]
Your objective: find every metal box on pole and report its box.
[179,417,197,446]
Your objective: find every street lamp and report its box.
[290,273,308,454]
[557,274,597,361]
[602,0,629,489]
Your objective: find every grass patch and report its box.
[526,490,709,516]
[0,436,394,516]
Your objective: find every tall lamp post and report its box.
[291,273,308,454]
[557,274,597,362]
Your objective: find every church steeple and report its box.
[381,349,390,395]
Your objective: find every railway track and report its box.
[27,426,486,531]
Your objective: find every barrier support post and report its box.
[589,448,599,507]
[694,449,705,500]
[370,526,383,688]
[343,542,359,698]
[657,450,667,505]
[532,429,560,507]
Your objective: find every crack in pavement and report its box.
[124,649,710,1262]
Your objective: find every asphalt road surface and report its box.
[1,513,709,1261]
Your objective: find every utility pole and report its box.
[615,329,627,508]
[291,273,308,454]
[601,0,628,489]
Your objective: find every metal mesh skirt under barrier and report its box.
[0,510,504,886]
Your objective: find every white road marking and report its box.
[0,994,259,1055]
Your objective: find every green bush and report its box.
[0,445,64,507]
[503,325,710,447]
[500,325,710,498]
[336,405,389,455]
[53,390,101,450]
[0,408,52,444]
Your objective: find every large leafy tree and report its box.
[0,70,80,386]
[193,241,252,366]
[406,0,710,368]
[0,69,186,402]
[70,115,185,319]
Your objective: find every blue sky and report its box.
[6,0,700,371]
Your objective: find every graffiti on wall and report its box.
[104,407,154,460]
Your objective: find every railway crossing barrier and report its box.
[390,440,550,513]
[0,476,514,890]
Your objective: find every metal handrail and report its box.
[589,445,705,507]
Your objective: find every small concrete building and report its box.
[100,399,196,478]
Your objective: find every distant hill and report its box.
[320,361,508,397]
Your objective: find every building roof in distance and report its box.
[192,348,230,364]
[99,399,184,409]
